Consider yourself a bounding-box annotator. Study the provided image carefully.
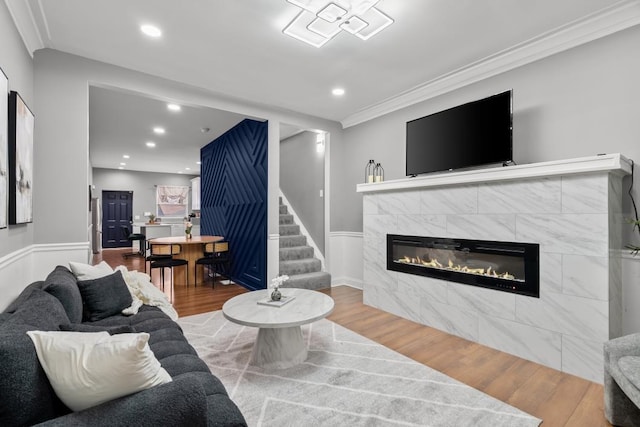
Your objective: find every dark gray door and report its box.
[102,190,133,249]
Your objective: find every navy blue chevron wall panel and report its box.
[200,119,267,291]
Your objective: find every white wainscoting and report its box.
[0,243,91,311]
[329,232,364,289]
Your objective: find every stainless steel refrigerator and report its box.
[91,198,102,254]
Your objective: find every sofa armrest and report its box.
[35,376,207,427]
[605,333,640,364]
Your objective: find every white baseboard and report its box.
[331,277,364,290]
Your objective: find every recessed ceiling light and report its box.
[153,127,165,134]
[167,103,181,112]
[146,141,156,147]
[118,166,124,170]
[196,161,201,165]
[140,24,162,38]
[177,171,183,174]
[123,154,130,159]
[120,162,126,166]
[332,88,345,96]
[185,167,191,171]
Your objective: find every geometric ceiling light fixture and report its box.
[283,0,393,47]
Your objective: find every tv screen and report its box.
[406,90,512,176]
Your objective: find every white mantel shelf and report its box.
[357,153,632,193]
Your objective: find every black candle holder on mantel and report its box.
[365,159,375,183]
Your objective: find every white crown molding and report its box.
[4,0,45,57]
[341,0,640,128]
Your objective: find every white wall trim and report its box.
[331,231,364,238]
[341,0,640,128]
[331,278,364,290]
[0,244,31,270]
[279,189,326,270]
[31,241,91,253]
[0,243,91,311]
[4,0,45,57]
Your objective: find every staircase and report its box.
[279,198,331,290]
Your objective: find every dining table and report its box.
[147,235,224,286]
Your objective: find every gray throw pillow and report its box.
[77,271,133,322]
[43,266,84,323]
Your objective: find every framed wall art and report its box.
[0,68,8,229]
[8,90,34,225]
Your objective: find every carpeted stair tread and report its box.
[280,235,307,248]
[280,258,321,275]
[279,224,300,236]
[280,246,315,261]
[279,214,294,225]
[278,198,331,291]
[281,272,331,290]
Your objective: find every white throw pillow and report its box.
[69,261,113,280]
[27,331,172,412]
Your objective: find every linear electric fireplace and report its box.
[387,234,540,297]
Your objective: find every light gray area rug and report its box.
[178,311,541,427]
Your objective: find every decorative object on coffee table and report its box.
[269,274,289,301]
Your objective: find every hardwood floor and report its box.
[97,248,610,427]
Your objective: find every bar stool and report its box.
[149,244,188,290]
[194,241,230,286]
[144,242,172,274]
[122,225,145,258]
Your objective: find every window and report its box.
[156,185,189,218]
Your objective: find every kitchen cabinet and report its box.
[191,177,200,211]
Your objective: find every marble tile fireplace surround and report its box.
[357,154,632,383]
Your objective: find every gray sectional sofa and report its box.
[605,333,640,426]
[0,265,247,426]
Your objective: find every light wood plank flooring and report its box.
[96,248,610,427]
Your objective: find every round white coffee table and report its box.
[222,288,334,369]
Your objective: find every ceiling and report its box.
[89,86,249,174]
[8,0,638,174]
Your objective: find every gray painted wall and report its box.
[0,3,35,258]
[332,25,640,244]
[280,131,325,253]
[31,48,341,251]
[92,168,197,221]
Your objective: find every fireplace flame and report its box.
[398,255,516,281]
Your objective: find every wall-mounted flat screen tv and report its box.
[406,90,512,176]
